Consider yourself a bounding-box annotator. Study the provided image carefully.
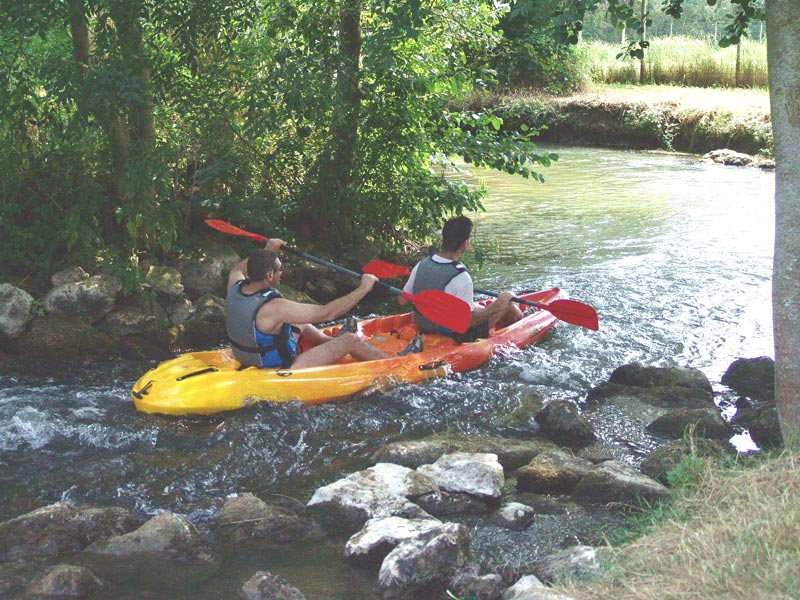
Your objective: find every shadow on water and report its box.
[0,146,774,598]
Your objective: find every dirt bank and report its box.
[461,84,773,156]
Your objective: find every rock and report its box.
[501,574,545,599]
[639,438,731,485]
[193,293,226,322]
[42,273,122,323]
[15,314,124,365]
[238,571,307,600]
[51,266,90,287]
[572,460,671,506]
[378,522,471,600]
[701,148,755,167]
[449,570,505,600]
[167,296,195,325]
[488,502,535,531]
[96,302,169,338]
[722,356,775,402]
[215,493,323,545]
[84,512,216,565]
[345,516,446,562]
[364,463,439,499]
[0,503,139,563]
[143,265,184,298]
[417,453,505,501]
[371,434,558,475]
[534,401,596,447]
[415,491,490,517]
[585,381,714,409]
[516,450,593,495]
[172,242,240,298]
[0,283,34,339]
[26,563,103,598]
[732,403,783,449]
[608,363,712,392]
[306,469,432,536]
[645,408,733,440]
[533,545,604,585]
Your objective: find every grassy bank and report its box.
[555,451,799,600]
[460,84,773,156]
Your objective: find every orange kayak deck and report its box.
[131,288,565,415]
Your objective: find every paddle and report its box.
[474,288,599,331]
[204,219,471,333]
[361,258,599,331]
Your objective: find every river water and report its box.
[0,146,775,598]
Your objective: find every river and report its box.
[0,146,775,598]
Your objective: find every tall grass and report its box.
[584,36,768,88]
[559,452,800,600]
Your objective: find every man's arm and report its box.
[227,238,286,288]
[256,274,379,331]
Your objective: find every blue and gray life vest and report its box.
[411,257,467,333]
[225,282,298,368]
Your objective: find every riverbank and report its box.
[458,84,773,156]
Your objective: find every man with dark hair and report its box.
[225,239,388,369]
[400,216,522,342]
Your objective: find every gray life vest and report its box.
[411,256,467,332]
[225,282,297,368]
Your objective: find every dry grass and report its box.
[555,453,800,600]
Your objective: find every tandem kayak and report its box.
[131,288,567,415]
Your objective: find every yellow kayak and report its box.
[131,288,566,415]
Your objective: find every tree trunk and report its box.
[767,0,800,449]
[638,0,647,84]
[303,0,362,245]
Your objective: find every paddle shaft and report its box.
[474,288,542,309]
[280,246,405,297]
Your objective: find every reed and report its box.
[584,35,768,88]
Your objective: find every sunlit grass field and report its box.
[584,36,768,88]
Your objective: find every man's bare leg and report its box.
[292,332,387,369]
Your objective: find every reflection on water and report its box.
[0,146,775,598]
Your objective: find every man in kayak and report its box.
[399,216,522,342]
[226,240,389,369]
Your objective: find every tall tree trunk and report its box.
[303,0,362,245]
[638,0,648,84]
[67,1,127,208]
[767,0,800,449]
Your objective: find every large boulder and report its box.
[14,313,126,365]
[722,356,775,402]
[238,571,307,600]
[42,273,122,323]
[645,408,734,440]
[26,564,104,598]
[534,401,596,447]
[215,493,323,544]
[306,469,432,536]
[0,503,139,563]
[0,284,34,339]
[572,460,671,505]
[516,450,594,495]
[172,243,240,298]
[417,453,505,501]
[378,522,471,600]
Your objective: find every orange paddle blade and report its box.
[402,289,471,334]
[205,219,266,243]
[362,259,411,278]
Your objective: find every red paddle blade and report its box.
[362,259,411,278]
[205,219,267,243]
[403,289,471,334]
[542,299,599,331]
